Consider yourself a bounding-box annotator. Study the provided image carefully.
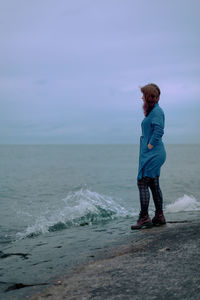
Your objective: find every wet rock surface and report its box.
[28,221,200,300]
[0,251,29,259]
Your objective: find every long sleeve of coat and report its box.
[149,113,165,146]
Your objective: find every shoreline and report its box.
[27,220,200,300]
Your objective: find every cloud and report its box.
[0,0,199,143]
[34,79,47,85]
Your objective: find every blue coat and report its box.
[137,102,166,180]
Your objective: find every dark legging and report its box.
[137,176,163,213]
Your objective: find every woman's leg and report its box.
[149,176,163,211]
[137,176,152,214]
[131,177,152,229]
[149,176,166,225]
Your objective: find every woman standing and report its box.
[131,83,166,230]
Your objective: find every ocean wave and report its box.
[165,194,200,213]
[16,188,136,240]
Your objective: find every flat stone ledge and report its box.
[27,221,200,300]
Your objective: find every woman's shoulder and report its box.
[152,103,164,116]
[149,104,165,123]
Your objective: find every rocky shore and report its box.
[27,221,200,300]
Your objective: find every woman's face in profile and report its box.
[142,94,145,102]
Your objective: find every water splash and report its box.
[165,194,200,213]
[16,188,136,239]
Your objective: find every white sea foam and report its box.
[62,188,133,218]
[16,188,136,240]
[165,194,200,213]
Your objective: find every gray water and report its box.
[0,144,200,299]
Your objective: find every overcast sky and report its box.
[0,0,199,144]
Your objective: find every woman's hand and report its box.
[148,143,154,150]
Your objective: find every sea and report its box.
[0,144,200,299]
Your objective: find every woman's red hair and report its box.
[140,83,161,116]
